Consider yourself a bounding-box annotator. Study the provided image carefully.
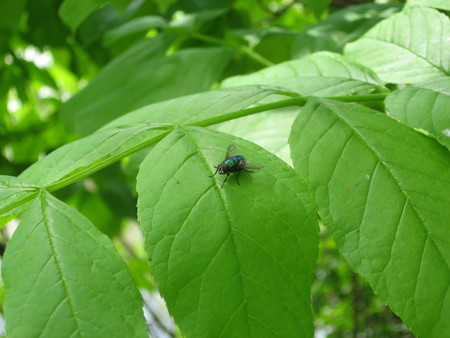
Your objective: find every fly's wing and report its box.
[244,162,264,170]
[225,144,239,159]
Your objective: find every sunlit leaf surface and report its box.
[3,191,147,337]
[137,127,318,337]
[289,98,450,336]
[345,7,450,83]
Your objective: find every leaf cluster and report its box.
[0,0,449,337]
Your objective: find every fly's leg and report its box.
[221,173,230,188]
[236,170,241,185]
[209,166,219,177]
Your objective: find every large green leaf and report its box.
[289,98,450,337]
[345,7,450,84]
[61,39,232,135]
[222,52,385,97]
[386,78,450,150]
[3,190,147,337]
[291,3,402,58]
[137,127,318,337]
[19,123,172,187]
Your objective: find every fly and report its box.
[210,144,263,188]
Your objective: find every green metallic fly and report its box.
[210,144,263,188]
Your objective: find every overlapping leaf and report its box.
[223,52,385,97]
[3,190,147,337]
[386,78,450,149]
[137,127,318,337]
[345,6,450,83]
[407,0,450,10]
[19,123,172,187]
[289,98,450,336]
[0,176,39,217]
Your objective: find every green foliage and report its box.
[386,78,450,149]
[223,51,386,96]
[0,0,448,337]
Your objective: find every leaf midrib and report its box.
[39,191,82,335]
[180,126,254,337]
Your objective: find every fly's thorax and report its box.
[222,156,246,172]
[223,158,237,167]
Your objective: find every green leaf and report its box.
[169,8,229,30]
[303,0,332,18]
[110,0,132,12]
[0,0,27,31]
[345,7,450,84]
[407,0,450,10]
[61,43,233,135]
[291,3,402,58]
[289,98,450,336]
[103,16,167,46]
[137,127,318,337]
[0,176,39,217]
[19,123,172,188]
[386,78,450,150]
[3,190,147,337]
[103,86,287,128]
[222,52,385,96]
[154,0,177,13]
[59,0,107,32]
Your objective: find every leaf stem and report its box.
[0,190,40,216]
[189,97,307,127]
[5,93,386,206]
[327,94,387,102]
[189,93,387,127]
